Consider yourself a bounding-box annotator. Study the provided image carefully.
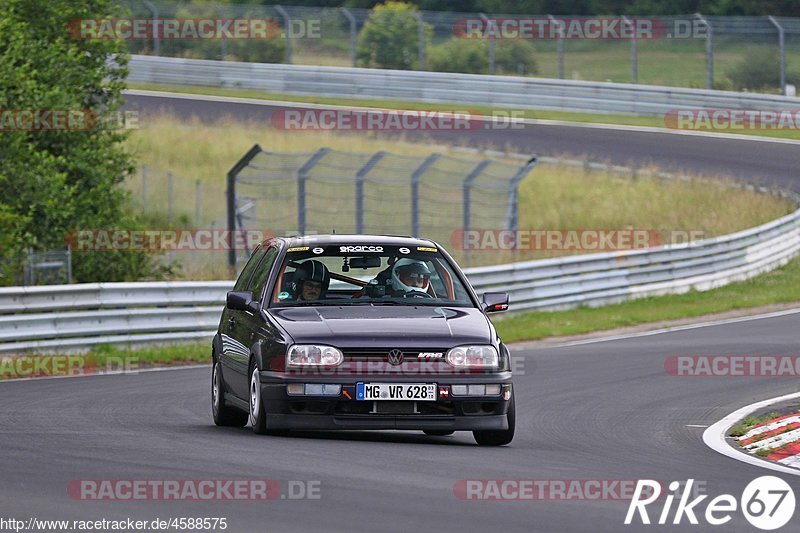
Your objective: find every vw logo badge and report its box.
[387,349,404,366]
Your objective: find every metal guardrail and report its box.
[2,204,799,353]
[129,55,799,116]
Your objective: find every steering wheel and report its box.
[402,289,433,299]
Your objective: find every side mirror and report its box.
[482,292,509,313]
[226,291,253,311]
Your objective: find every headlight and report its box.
[446,345,499,368]
[286,345,343,367]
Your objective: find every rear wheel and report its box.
[473,391,515,446]
[249,362,288,436]
[423,430,454,436]
[212,360,247,427]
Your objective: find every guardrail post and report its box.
[412,11,426,70]
[355,151,385,234]
[341,8,357,68]
[297,148,331,236]
[768,16,786,94]
[480,14,495,75]
[548,15,564,79]
[212,3,227,59]
[411,154,441,237]
[462,160,491,267]
[143,0,160,55]
[506,156,537,233]
[141,165,148,213]
[623,16,638,83]
[195,180,202,226]
[695,13,713,89]
[275,5,293,64]
[167,172,174,224]
[226,144,263,269]
[66,247,72,284]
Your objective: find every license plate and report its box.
[356,383,437,401]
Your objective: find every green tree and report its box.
[356,1,430,70]
[0,0,166,284]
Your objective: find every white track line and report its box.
[123,89,800,146]
[703,392,800,476]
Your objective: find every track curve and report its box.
[3,313,800,532]
[123,91,800,190]
[7,91,793,531]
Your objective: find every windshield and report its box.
[270,244,474,307]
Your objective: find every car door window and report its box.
[232,246,265,292]
[250,246,279,302]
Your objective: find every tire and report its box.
[473,391,515,446]
[423,430,455,436]
[248,361,288,436]
[212,360,247,427]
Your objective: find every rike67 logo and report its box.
[625,477,795,530]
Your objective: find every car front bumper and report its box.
[258,371,513,431]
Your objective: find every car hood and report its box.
[268,305,492,348]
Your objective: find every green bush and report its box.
[726,48,800,91]
[496,40,538,75]
[428,37,538,75]
[356,1,430,70]
[428,38,489,73]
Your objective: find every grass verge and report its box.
[126,113,793,279]
[128,83,800,141]
[730,412,783,438]
[493,255,800,343]
[0,343,208,381]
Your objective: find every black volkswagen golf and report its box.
[211,235,514,445]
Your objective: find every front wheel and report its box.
[473,391,515,446]
[249,363,288,436]
[212,360,247,427]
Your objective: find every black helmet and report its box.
[291,260,330,295]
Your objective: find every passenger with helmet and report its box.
[291,260,330,301]
[390,258,433,297]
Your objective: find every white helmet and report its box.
[391,258,432,293]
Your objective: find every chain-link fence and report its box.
[23,249,72,286]
[117,1,800,93]
[227,145,537,267]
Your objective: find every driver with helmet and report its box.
[390,258,433,297]
[291,260,330,301]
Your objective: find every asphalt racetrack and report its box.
[3,92,798,532]
[2,313,800,531]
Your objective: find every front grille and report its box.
[342,348,449,360]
